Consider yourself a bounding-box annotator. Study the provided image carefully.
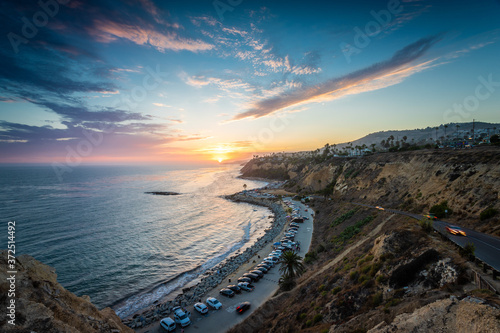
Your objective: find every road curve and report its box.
[352,203,500,272]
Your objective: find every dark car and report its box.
[237,277,252,283]
[254,266,268,274]
[219,288,235,298]
[227,285,242,294]
[257,263,271,270]
[242,273,260,282]
[250,270,264,277]
[236,301,251,314]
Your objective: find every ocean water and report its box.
[0,164,270,318]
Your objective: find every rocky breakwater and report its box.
[123,194,288,330]
[0,250,133,333]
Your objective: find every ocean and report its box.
[0,164,270,318]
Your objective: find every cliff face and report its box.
[0,250,133,333]
[242,147,500,236]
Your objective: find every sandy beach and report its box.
[134,197,314,333]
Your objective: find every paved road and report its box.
[141,199,314,333]
[353,203,500,272]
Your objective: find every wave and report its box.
[113,219,255,318]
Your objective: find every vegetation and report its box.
[418,218,434,233]
[278,250,305,291]
[480,207,498,221]
[330,208,358,228]
[304,250,318,264]
[459,242,476,259]
[429,200,452,218]
[332,215,374,245]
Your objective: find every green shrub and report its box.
[313,314,323,324]
[429,201,452,218]
[298,313,307,321]
[376,275,387,284]
[321,290,328,296]
[331,286,341,295]
[360,264,372,274]
[480,207,498,221]
[304,251,318,264]
[330,208,358,227]
[385,298,400,307]
[350,271,359,281]
[459,242,476,259]
[419,219,433,233]
[305,320,312,327]
[318,284,326,292]
[371,292,383,307]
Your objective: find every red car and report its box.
[445,225,466,236]
[236,301,251,314]
[424,214,438,220]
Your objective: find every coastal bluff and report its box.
[0,250,133,333]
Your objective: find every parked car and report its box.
[172,307,191,327]
[242,273,260,282]
[194,302,208,314]
[446,225,467,236]
[254,266,268,274]
[227,284,242,294]
[236,301,251,314]
[424,213,438,220]
[237,277,252,283]
[160,317,176,332]
[219,288,235,298]
[206,297,222,309]
[238,282,254,291]
[258,263,272,270]
[250,270,264,277]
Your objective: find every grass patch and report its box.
[330,208,358,227]
[332,215,375,245]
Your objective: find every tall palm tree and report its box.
[278,250,305,280]
[444,124,448,137]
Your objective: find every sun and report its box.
[218,157,224,163]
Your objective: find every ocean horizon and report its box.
[0,164,270,318]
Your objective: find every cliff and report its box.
[232,146,500,332]
[242,146,500,236]
[0,250,133,333]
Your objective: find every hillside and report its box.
[228,201,500,333]
[232,146,500,332]
[0,251,133,333]
[241,146,500,236]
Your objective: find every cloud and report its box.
[232,36,441,120]
[153,103,172,108]
[89,18,213,52]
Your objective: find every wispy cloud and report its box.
[232,36,442,120]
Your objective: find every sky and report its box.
[1,0,499,165]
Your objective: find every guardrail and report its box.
[469,267,498,294]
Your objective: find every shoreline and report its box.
[123,193,289,330]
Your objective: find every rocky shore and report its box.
[122,194,288,330]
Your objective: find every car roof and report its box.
[161,317,175,324]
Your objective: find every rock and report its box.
[0,251,134,333]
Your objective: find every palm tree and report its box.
[435,126,439,141]
[278,250,305,280]
[243,184,247,191]
[455,124,460,138]
[444,124,448,137]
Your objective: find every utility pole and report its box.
[472,119,475,145]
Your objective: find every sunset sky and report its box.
[1,0,499,164]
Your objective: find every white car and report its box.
[194,302,208,314]
[160,317,176,332]
[206,297,222,310]
[173,307,191,327]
